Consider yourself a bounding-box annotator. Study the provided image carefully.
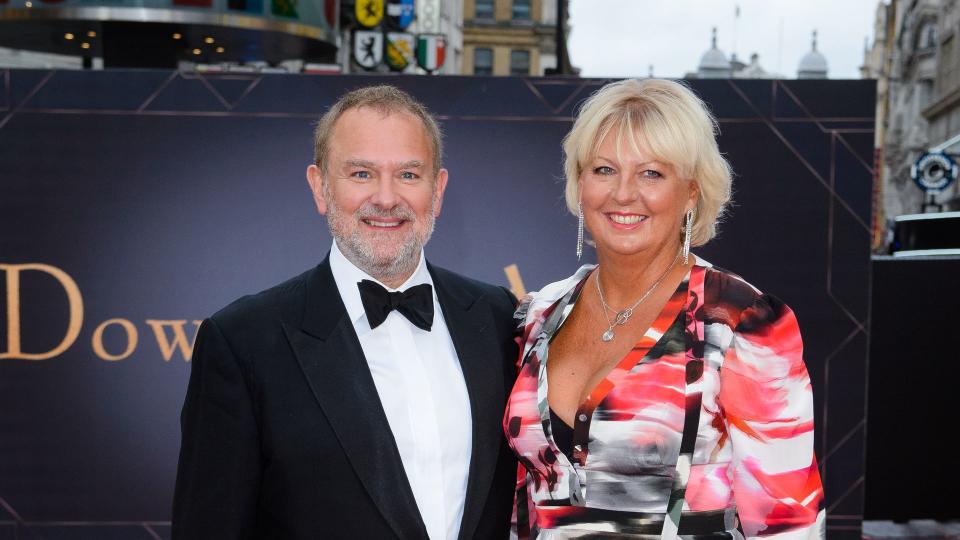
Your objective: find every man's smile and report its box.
[361,217,407,229]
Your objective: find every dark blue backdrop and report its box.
[0,70,875,539]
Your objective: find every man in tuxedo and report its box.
[172,85,519,539]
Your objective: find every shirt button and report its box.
[578,413,588,422]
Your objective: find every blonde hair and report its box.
[562,79,732,246]
[314,85,443,176]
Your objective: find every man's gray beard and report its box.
[324,190,436,284]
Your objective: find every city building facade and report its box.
[863,0,960,235]
[0,0,338,70]
[461,0,562,76]
[2,0,574,77]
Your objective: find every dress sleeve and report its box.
[513,293,535,370]
[509,465,537,540]
[509,292,538,539]
[719,294,825,539]
[513,293,534,330]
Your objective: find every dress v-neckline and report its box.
[539,266,692,465]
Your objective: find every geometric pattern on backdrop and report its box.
[0,69,874,539]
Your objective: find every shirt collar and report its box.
[328,240,433,327]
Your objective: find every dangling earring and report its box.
[683,208,693,264]
[576,200,584,260]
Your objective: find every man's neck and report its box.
[333,241,422,290]
[374,267,417,289]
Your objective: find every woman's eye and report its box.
[593,166,615,175]
[641,169,663,179]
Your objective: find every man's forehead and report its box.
[335,106,420,127]
[330,108,429,142]
[330,107,431,152]
[327,108,434,162]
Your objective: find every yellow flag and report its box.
[355,0,385,28]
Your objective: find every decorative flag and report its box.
[416,33,446,72]
[353,30,383,69]
[386,0,415,30]
[385,32,415,71]
[355,0,385,28]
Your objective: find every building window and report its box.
[940,34,956,95]
[475,0,494,19]
[510,49,530,76]
[474,48,493,75]
[920,22,937,50]
[512,0,531,20]
[919,79,934,108]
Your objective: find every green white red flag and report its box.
[416,34,446,72]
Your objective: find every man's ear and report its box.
[432,168,449,217]
[306,164,328,215]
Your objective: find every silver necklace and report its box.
[594,252,681,342]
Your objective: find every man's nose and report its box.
[370,177,399,208]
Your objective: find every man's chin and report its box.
[364,242,417,263]
[340,241,421,275]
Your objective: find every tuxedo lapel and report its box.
[430,265,507,540]
[283,258,428,540]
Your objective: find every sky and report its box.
[567,0,882,79]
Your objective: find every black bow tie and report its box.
[357,280,434,331]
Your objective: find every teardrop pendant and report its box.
[601,328,615,342]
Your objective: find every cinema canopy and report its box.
[0,0,337,68]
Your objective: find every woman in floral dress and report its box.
[504,79,824,539]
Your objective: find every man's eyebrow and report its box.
[345,159,377,168]
[343,159,424,169]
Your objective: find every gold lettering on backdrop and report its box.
[91,318,138,361]
[1,263,84,360]
[504,264,526,298]
[91,319,140,362]
[145,320,202,362]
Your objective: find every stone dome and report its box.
[698,27,731,78]
[798,30,828,78]
[799,51,828,73]
[700,48,730,70]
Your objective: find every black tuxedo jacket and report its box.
[172,257,519,539]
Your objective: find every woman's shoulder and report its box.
[514,264,595,326]
[696,257,791,329]
[701,260,760,302]
[534,264,595,302]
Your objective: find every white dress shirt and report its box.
[329,241,473,540]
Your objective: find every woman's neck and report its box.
[594,242,687,309]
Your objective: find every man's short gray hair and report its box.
[313,85,443,176]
